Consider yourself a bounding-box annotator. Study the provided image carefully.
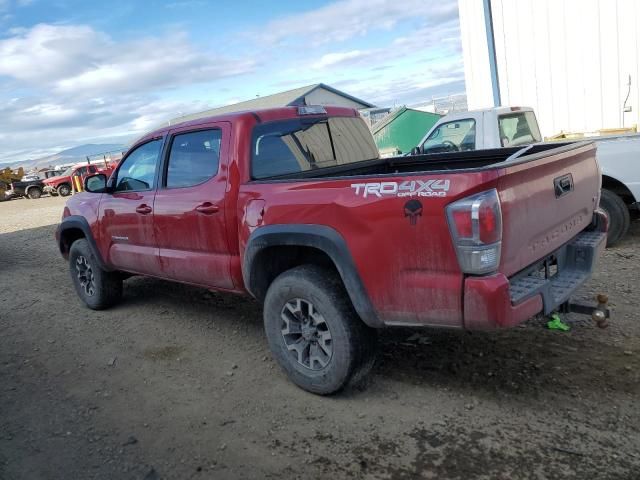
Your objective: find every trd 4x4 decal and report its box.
[350,180,451,198]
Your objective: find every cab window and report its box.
[422,119,476,153]
[165,129,221,188]
[115,139,162,192]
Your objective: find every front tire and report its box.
[600,189,630,247]
[69,239,123,310]
[58,183,71,196]
[263,265,377,395]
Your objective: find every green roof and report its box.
[371,107,440,135]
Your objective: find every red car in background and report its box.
[44,162,117,197]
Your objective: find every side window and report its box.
[422,119,476,153]
[88,165,97,174]
[115,139,162,192]
[166,129,221,188]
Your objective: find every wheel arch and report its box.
[602,174,637,205]
[57,215,109,270]
[243,224,382,328]
[25,185,42,196]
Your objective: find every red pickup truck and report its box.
[44,162,116,197]
[56,105,607,394]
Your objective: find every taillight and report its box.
[446,189,502,275]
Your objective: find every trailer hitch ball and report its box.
[594,294,609,328]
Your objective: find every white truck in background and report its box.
[413,107,639,246]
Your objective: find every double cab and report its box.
[56,105,607,394]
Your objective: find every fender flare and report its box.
[57,215,110,270]
[243,224,382,328]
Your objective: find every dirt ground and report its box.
[1,195,639,480]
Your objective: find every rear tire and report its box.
[58,183,71,196]
[263,265,377,395]
[27,187,42,199]
[600,189,630,247]
[69,239,122,310]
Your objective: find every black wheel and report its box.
[600,189,630,247]
[263,265,377,395]
[58,184,71,196]
[69,239,122,310]
[27,187,42,199]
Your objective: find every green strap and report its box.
[546,313,570,331]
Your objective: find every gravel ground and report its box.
[1,196,639,480]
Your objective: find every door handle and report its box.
[195,203,220,215]
[136,204,152,215]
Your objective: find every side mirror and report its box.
[84,173,108,193]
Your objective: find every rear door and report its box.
[153,123,233,288]
[99,138,164,275]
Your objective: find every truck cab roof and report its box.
[131,105,360,149]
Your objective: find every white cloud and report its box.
[0,94,215,163]
[314,50,373,69]
[258,0,457,46]
[0,24,255,96]
[0,24,109,84]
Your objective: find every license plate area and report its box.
[508,230,605,314]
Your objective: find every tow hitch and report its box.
[561,294,611,328]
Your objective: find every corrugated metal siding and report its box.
[459,0,640,137]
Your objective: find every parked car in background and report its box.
[22,173,41,182]
[43,169,65,179]
[413,107,639,246]
[44,162,116,197]
[56,105,607,394]
[6,178,46,199]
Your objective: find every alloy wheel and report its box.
[280,298,333,370]
[75,255,96,296]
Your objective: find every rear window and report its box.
[498,111,541,147]
[251,116,379,179]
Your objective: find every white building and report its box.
[458,0,640,137]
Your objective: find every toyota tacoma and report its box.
[56,105,608,394]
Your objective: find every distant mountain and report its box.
[56,144,125,157]
[1,143,126,171]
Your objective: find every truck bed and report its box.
[256,141,579,180]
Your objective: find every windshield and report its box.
[251,116,379,179]
[422,118,476,153]
[60,166,74,176]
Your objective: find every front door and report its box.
[153,123,233,288]
[99,138,164,275]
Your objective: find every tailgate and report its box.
[497,142,600,277]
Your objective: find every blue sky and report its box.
[0,0,463,163]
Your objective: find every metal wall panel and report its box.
[459,0,640,137]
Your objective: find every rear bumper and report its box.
[463,211,607,329]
